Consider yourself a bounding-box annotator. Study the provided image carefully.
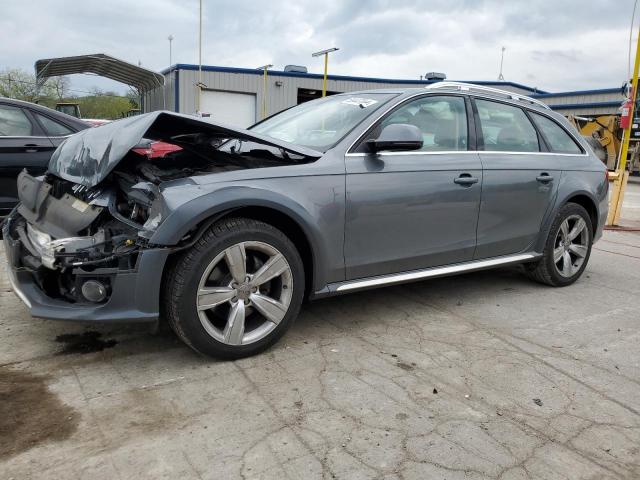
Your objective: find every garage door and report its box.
[200,90,257,127]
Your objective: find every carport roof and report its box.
[35,54,164,92]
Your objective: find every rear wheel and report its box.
[525,203,593,287]
[164,218,305,359]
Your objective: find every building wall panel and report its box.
[146,66,622,119]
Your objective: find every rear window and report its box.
[34,113,74,136]
[0,104,32,136]
[475,99,539,152]
[530,112,582,154]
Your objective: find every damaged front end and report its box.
[3,111,320,321]
[6,170,149,306]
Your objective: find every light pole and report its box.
[257,64,273,119]
[312,47,339,97]
[498,46,506,81]
[168,34,174,66]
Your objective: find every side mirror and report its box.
[367,123,423,153]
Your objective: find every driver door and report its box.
[344,95,482,280]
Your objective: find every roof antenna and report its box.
[498,46,506,81]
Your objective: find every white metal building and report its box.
[144,64,624,125]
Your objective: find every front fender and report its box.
[149,184,341,292]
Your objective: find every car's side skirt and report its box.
[319,253,540,295]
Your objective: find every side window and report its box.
[475,99,539,152]
[530,112,582,154]
[363,95,468,152]
[34,113,74,136]
[0,105,33,136]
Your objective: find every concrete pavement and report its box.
[1,185,639,480]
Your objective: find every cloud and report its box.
[0,0,632,94]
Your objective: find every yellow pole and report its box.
[262,67,268,118]
[608,24,640,226]
[322,53,328,97]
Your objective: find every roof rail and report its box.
[425,81,551,110]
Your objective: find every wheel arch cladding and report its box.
[218,206,315,299]
[150,188,325,294]
[563,194,598,232]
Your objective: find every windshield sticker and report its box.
[341,97,378,108]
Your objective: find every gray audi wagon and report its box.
[3,82,608,358]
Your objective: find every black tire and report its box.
[163,217,305,359]
[524,203,593,287]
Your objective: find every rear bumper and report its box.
[2,215,168,324]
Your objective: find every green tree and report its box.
[126,89,140,109]
[74,93,133,119]
[0,68,58,102]
[1,67,136,119]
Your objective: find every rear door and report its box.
[0,103,55,216]
[473,98,561,258]
[344,94,482,279]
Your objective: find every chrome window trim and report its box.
[0,135,72,139]
[345,150,587,157]
[425,81,552,110]
[0,135,54,139]
[335,253,538,292]
[344,90,587,157]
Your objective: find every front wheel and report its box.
[163,218,305,359]
[524,203,593,287]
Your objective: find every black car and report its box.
[0,98,89,217]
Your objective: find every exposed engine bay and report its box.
[4,111,320,304]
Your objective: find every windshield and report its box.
[251,93,398,151]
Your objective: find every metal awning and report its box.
[35,54,164,92]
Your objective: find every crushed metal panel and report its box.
[48,110,323,187]
[16,171,103,238]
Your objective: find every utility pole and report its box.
[257,64,273,119]
[312,47,339,97]
[168,34,174,66]
[197,0,203,113]
[498,46,506,81]
[608,24,640,226]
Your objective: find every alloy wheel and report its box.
[196,241,293,345]
[553,214,589,278]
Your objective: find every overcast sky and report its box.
[0,0,634,95]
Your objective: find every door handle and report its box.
[536,173,554,183]
[454,174,479,186]
[23,143,39,153]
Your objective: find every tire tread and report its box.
[162,217,303,358]
[524,203,592,287]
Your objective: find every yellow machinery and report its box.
[568,114,622,170]
[55,102,81,118]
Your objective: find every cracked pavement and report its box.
[1,184,639,479]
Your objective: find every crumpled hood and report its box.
[48,110,322,187]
